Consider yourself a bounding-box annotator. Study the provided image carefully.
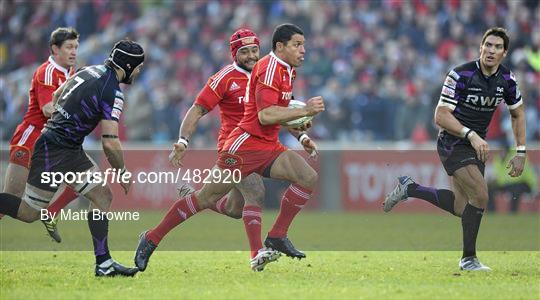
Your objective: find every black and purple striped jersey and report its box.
[44,65,124,148]
[437,60,522,138]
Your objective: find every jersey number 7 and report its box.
[62,76,85,100]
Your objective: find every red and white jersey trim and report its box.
[17,124,35,146]
[210,64,235,91]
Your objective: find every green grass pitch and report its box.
[1,212,539,299]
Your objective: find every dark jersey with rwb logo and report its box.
[437,60,522,139]
[44,65,124,148]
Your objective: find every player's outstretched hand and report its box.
[301,136,319,160]
[169,143,187,167]
[469,132,489,162]
[507,155,525,177]
[305,96,325,116]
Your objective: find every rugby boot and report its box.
[134,230,157,271]
[459,256,492,271]
[42,216,62,243]
[250,248,281,271]
[264,236,306,259]
[383,176,414,212]
[95,259,139,277]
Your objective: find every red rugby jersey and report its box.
[238,52,296,142]
[195,62,251,150]
[22,56,74,128]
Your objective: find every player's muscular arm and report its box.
[435,106,489,162]
[168,104,209,167]
[178,104,209,141]
[100,120,125,170]
[42,83,68,117]
[258,96,325,125]
[509,104,526,147]
[41,103,54,118]
[434,106,467,136]
[507,104,527,177]
[51,82,67,107]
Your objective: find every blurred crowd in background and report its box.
[1,0,539,148]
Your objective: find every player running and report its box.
[170,28,283,271]
[3,27,81,242]
[0,40,145,277]
[135,23,323,272]
[383,27,526,271]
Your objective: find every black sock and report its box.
[87,210,111,265]
[0,193,22,218]
[406,184,456,215]
[461,203,484,258]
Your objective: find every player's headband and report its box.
[230,29,260,61]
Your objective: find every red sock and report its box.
[242,205,262,258]
[146,194,202,245]
[208,197,228,215]
[268,184,311,238]
[46,188,78,218]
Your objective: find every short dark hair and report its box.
[481,27,509,51]
[272,23,304,51]
[49,27,79,53]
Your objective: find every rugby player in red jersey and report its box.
[135,24,324,272]
[170,28,282,271]
[3,27,80,242]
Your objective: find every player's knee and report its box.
[101,186,113,203]
[18,208,40,223]
[195,189,223,209]
[245,186,265,207]
[227,208,243,219]
[477,190,489,206]
[3,182,25,198]
[87,186,113,211]
[297,169,318,190]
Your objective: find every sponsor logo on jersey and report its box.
[54,103,71,119]
[86,68,101,78]
[225,157,237,166]
[444,76,457,89]
[441,86,455,98]
[15,150,26,159]
[282,91,293,100]
[468,87,482,91]
[113,98,124,111]
[229,81,240,91]
[111,108,122,120]
[115,90,124,99]
[465,95,503,107]
[496,87,504,93]
[449,70,460,80]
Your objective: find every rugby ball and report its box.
[281,100,313,128]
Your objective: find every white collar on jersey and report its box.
[232,62,251,77]
[270,51,292,70]
[48,56,71,79]
[270,51,294,85]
